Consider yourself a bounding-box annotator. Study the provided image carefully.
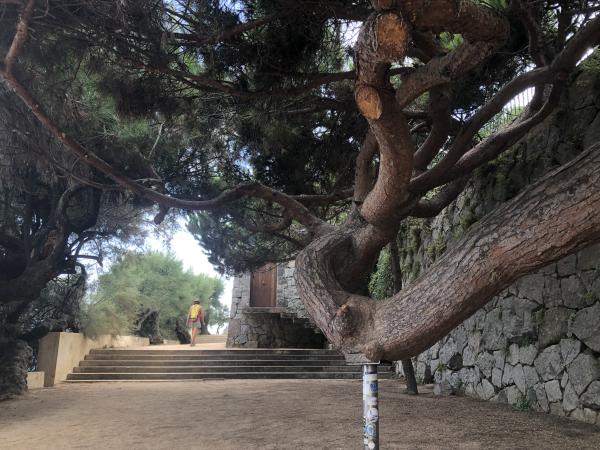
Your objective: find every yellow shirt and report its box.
[189,304,202,321]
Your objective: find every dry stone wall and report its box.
[395,63,600,424]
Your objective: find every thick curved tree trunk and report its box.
[135,309,164,345]
[0,338,32,401]
[296,144,600,362]
[200,310,211,335]
[175,319,191,344]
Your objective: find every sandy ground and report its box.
[1,380,599,450]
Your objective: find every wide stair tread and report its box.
[67,348,393,382]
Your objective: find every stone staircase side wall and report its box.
[37,332,149,386]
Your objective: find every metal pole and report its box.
[362,364,379,450]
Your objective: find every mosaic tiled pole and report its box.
[362,364,379,450]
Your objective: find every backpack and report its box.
[189,304,202,321]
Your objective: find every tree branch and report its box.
[1,26,327,236]
[406,177,468,218]
[2,0,34,74]
[354,11,414,228]
[297,143,600,360]
[352,131,378,205]
[387,0,510,108]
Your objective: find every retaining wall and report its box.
[38,332,149,386]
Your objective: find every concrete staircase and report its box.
[66,348,393,381]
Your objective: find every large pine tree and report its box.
[1,0,599,363]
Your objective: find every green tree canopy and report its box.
[1,0,599,363]
[84,252,225,339]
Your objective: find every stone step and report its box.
[73,365,393,373]
[68,347,391,382]
[88,348,337,355]
[66,371,393,381]
[79,359,355,367]
[85,354,344,361]
[187,338,227,342]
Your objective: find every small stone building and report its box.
[226,262,326,348]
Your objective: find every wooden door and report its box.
[250,263,277,307]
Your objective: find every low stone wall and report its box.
[27,372,45,390]
[38,332,149,386]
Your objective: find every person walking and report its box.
[186,300,205,347]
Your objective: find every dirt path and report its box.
[1,380,598,449]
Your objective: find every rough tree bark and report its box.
[200,310,211,336]
[135,309,164,345]
[0,338,32,401]
[175,319,191,344]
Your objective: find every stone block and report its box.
[464,382,476,397]
[583,408,598,425]
[557,254,577,277]
[561,371,569,388]
[571,303,600,352]
[538,308,572,348]
[545,380,563,403]
[492,367,503,388]
[559,338,581,366]
[482,309,505,351]
[513,364,527,394]
[523,365,539,389]
[567,354,599,395]
[515,274,544,303]
[459,367,479,385]
[493,350,505,371]
[433,380,454,396]
[543,276,562,308]
[550,402,565,417]
[447,371,462,391]
[476,379,496,400]
[475,352,494,378]
[581,381,600,410]
[562,382,579,413]
[570,408,585,422]
[519,345,538,365]
[494,389,508,404]
[463,333,481,366]
[439,338,457,365]
[447,353,463,371]
[415,361,427,383]
[561,276,594,309]
[505,385,522,406]
[27,372,45,390]
[534,345,564,381]
[507,344,520,365]
[533,383,549,412]
[453,326,468,352]
[577,244,599,271]
[502,363,514,386]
